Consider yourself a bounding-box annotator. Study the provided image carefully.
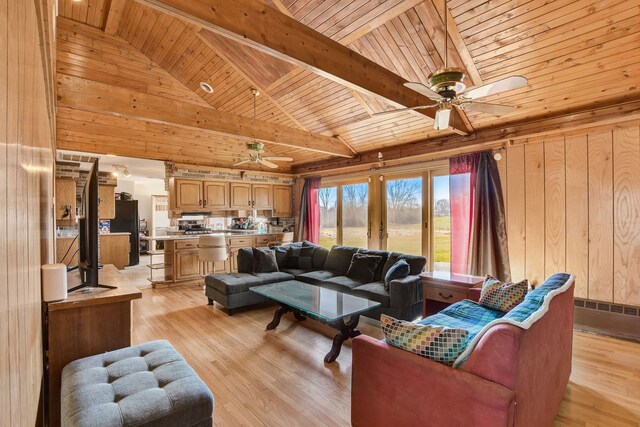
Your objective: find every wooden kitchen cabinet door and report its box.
[174,179,204,210]
[230,183,252,209]
[204,181,229,209]
[272,185,292,217]
[252,184,272,209]
[55,179,76,222]
[98,185,116,219]
[175,249,201,280]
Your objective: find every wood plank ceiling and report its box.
[56,0,640,172]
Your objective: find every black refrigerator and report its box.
[110,200,140,266]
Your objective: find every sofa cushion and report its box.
[381,315,469,366]
[478,276,528,313]
[273,246,289,269]
[321,275,364,293]
[357,249,389,281]
[303,241,329,269]
[297,269,341,285]
[205,273,265,295]
[298,246,316,269]
[280,268,313,278]
[382,252,427,277]
[252,247,279,273]
[346,253,383,283]
[418,300,504,343]
[61,340,214,427]
[352,282,390,307]
[236,248,254,274]
[324,245,360,275]
[383,259,410,291]
[252,271,294,284]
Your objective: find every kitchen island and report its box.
[142,231,288,288]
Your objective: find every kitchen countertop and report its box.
[142,231,285,241]
[100,232,131,236]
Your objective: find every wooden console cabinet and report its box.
[45,265,142,427]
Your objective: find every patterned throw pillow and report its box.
[380,314,469,366]
[478,276,528,313]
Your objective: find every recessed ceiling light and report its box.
[199,82,214,94]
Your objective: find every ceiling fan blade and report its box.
[372,104,438,117]
[404,82,445,101]
[461,76,528,100]
[459,101,516,115]
[258,159,279,169]
[263,156,293,162]
[233,159,252,166]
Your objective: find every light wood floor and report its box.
[130,285,640,426]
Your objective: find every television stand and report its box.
[68,283,117,293]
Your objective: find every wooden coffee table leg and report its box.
[266,304,291,330]
[324,315,361,363]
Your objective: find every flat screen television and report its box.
[69,159,116,293]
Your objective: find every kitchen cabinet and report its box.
[230,183,252,209]
[272,185,293,217]
[55,179,76,222]
[174,179,204,210]
[204,181,229,209]
[230,183,274,210]
[56,237,78,267]
[99,233,130,269]
[98,185,116,219]
[175,249,201,281]
[252,184,272,209]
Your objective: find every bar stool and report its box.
[198,235,228,275]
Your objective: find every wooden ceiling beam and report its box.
[104,0,127,34]
[135,0,473,136]
[293,95,640,175]
[57,75,354,158]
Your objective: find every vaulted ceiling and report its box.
[56,0,640,173]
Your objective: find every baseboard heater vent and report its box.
[574,298,640,341]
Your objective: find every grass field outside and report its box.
[319,216,451,265]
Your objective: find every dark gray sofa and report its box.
[204,242,426,320]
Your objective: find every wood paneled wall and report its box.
[500,125,640,306]
[1,0,56,425]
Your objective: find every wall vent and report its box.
[574,298,640,341]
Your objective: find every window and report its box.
[385,177,422,256]
[342,183,368,248]
[319,187,337,249]
[432,174,451,272]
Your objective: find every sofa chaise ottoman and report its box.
[205,242,427,320]
[61,340,214,427]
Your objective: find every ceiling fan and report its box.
[233,142,293,169]
[233,89,293,169]
[373,0,528,131]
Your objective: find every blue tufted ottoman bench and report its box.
[61,340,214,427]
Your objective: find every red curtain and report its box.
[297,177,321,243]
[450,154,478,275]
[449,152,511,280]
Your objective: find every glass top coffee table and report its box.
[251,280,381,363]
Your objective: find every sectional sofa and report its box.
[204,242,427,320]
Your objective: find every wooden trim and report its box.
[137,0,473,135]
[295,95,640,174]
[57,75,354,158]
[196,30,309,132]
[104,0,127,34]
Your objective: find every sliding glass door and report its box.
[319,187,337,249]
[342,183,368,248]
[384,176,423,256]
[432,174,451,272]
[319,181,369,249]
